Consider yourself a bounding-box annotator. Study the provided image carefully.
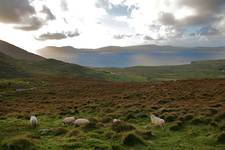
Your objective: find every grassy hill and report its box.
[0,54,123,80]
[100,59,225,81]
[0,40,125,80]
[0,77,225,150]
[0,40,44,62]
[0,52,28,78]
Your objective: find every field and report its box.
[101,59,225,81]
[0,76,225,150]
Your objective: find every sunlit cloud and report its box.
[0,0,224,51]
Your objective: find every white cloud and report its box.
[0,0,224,52]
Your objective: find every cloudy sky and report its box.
[0,0,225,52]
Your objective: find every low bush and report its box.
[67,129,80,137]
[1,136,36,150]
[112,121,135,132]
[170,121,183,131]
[81,122,98,131]
[191,117,211,125]
[50,127,68,136]
[122,133,146,146]
[217,132,225,144]
[136,130,154,140]
[165,114,177,122]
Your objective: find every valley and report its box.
[0,40,225,150]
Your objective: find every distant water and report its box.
[48,49,225,68]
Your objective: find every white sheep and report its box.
[30,115,38,128]
[73,118,90,127]
[63,117,75,125]
[150,114,165,128]
[113,119,121,123]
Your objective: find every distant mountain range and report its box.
[39,44,225,55]
[38,45,225,68]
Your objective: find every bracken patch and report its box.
[122,133,146,146]
[1,136,36,150]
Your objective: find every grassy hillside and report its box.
[100,59,225,81]
[0,56,126,80]
[0,52,28,78]
[0,77,224,149]
[0,40,44,62]
[0,40,127,80]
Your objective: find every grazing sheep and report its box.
[73,118,90,127]
[113,119,121,123]
[63,117,75,125]
[30,115,38,128]
[150,114,165,127]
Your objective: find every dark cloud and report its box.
[158,0,225,31]
[177,0,225,27]
[181,15,222,27]
[178,0,225,14]
[159,12,176,26]
[158,11,223,31]
[0,0,35,23]
[144,36,154,41]
[0,0,54,31]
[41,5,56,20]
[14,17,44,31]
[36,33,67,41]
[67,30,80,37]
[36,30,80,41]
[61,0,68,11]
[113,33,143,40]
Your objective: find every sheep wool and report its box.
[30,115,38,128]
[73,118,90,126]
[150,114,165,127]
[63,117,75,125]
[113,119,121,123]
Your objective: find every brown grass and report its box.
[1,77,225,125]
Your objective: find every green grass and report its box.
[0,115,224,150]
[0,77,225,149]
[100,59,225,82]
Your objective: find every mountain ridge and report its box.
[0,40,44,62]
[39,44,225,53]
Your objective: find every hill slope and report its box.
[0,52,28,77]
[0,40,122,80]
[0,40,44,61]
